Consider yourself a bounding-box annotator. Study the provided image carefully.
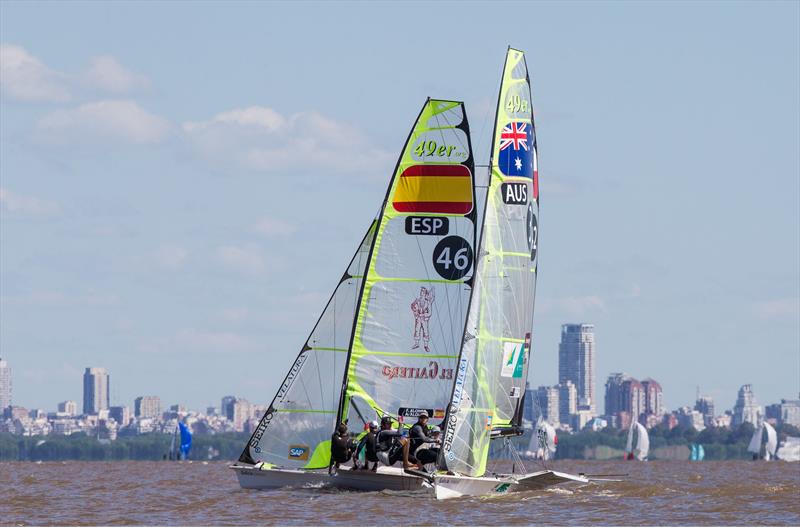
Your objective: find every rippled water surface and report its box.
[2,460,799,525]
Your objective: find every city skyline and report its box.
[1,2,798,413]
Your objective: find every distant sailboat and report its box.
[625,421,649,461]
[748,422,778,460]
[776,436,800,462]
[168,422,192,461]
[690,443,705,461]
[529,419,557,460]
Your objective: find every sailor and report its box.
[330,422,352,473]
[414,425,441,468]
[355,420,380,471]
[408,411,439,468]
[375,416,412,469]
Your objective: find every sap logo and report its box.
[288,445,309,460]
[501,182,528,205]
[405,216,449,236]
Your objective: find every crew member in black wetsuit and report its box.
[330,422,352,473]
[355,420,380,471]
[375,416,411,469]
[414,426,441,468]
[408,411,439,469]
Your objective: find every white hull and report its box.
[433,470,589,499]
[232,464,587,499]
[231,464,431,492]
[232,464,331,489]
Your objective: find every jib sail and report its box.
[440,48,540,476]
[337,99,476,429]
[239,222,376,469]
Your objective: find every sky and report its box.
[1,1,798,415]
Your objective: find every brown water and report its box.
[2,460,799,525]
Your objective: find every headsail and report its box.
[239,222,376,468]
[764,422,778,460]
[440,48,539,477]
[337,99,476,429]
[179,422,192,460]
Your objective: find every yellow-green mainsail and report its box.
[337,99,476,430]
[440,48,540,477]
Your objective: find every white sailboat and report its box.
[747,421,778,460]
[624,421,649,461]
[527,418,557,460]
[432,47,588,499]
[232,96,477,493]
[232,47,589,498]
[776,436,800,462]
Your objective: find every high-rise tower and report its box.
[83,367,110,415]
[558,324,596,415]
[0,357,11,410]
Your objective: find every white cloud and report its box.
[538,295,607,317]
[139,328,258,354]
[752,298,799,321]
[182,106,393,174]
[253,217,296,237]
[85,55,150,94]
[216,243,266,275]
[0,290,119,307]
[154,244,188,270]
[0,187,60,216]
[37,100,170,144]
[219,307,250,323]
[0,44,70,102]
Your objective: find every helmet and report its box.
[369,420,379,429]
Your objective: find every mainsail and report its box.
[440,48,540,477]
[239,222,376,468]
[626,421,649,460]
[337,99,476,429]
[749,422,778,460]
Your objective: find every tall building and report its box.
[58,400,78,416]
[641,378,664,418]
[109,405,131,426]
[522,383,537,424]
[0,357,11,410]
[82,367,110,415]
[535,386,560,426]
[558,324,596,414]
[732,384,762,427]
[232,398,252,432]
[694,396,715,427]
[134,396,162,419]
[557,381,577,426]
[221,395,237,421]
[604,373,645,429]
[778,399,800,427]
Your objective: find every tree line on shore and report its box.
[2,423,798,461]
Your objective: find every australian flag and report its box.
[498,121,533,178]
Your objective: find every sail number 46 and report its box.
[506,95,529,113]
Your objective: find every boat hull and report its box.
[232,465,331,489]
[433,470,589,499]
[231,464,431,492]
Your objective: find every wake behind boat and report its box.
[230,47,589,499]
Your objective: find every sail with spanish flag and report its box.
[336,99,476,431]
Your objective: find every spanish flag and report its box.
[392,165,473,215]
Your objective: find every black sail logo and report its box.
[501,182,528,205]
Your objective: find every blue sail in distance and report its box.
[179,422,192,460]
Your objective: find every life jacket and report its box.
[331,432,350,463]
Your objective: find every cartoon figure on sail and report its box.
[411,286,435,352]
